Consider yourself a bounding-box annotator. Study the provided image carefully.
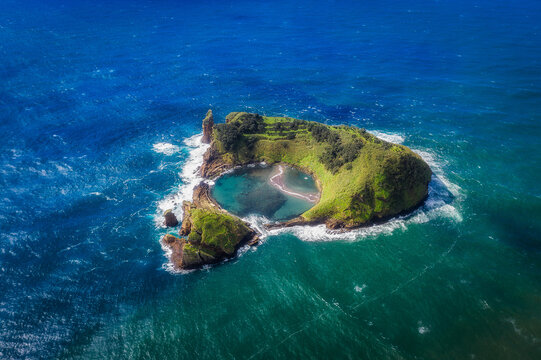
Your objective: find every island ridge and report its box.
[162,110,432,270]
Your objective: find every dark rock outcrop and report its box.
[163,209,178,227]
[179,202,193,236]
[192,182,221,209]
[201,109,214,144]
[200,143,232,178]
[163,182,259,270]
[161,234,185,268]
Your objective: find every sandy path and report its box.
[269,165,319,203]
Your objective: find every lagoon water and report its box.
[1,0,540,359]
[212,165,318,221]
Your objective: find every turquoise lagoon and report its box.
[211,165,319,221]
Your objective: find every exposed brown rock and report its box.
[161,234,186,269]
[264,216,314,230]
[247,235,260,246]
[163,209,178,227]
[179,201,193,236]
[200,143,232,178]
[325,218,345,230]
[192,182,221,209]
[201,109,214,144]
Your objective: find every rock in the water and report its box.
[161,234,186,269]
[163,209,179,227]
[201,109,214,144]
[247,235,260,246]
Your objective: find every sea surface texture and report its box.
[1,0,540,359]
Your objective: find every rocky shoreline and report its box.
[161,111,261,270]
[161,110,432,270]
[161,181,259,270]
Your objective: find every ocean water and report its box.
[212,165,318,221]
[1,0,540,359]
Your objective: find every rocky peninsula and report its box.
[162,110,432,270]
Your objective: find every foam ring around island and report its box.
[157,111,462,271]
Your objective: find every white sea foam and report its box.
[369,130,405,144]
[263,215,408,242]
[152,142,180,155]
[155,134,209,227]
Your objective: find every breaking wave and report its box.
[152,142,180,155]
[155,134,210,227]
[369,130,406,144]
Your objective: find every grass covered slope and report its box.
[161,183,256,270]
[187,208,253,256]
[208,112,432,228]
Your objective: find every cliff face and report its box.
[161,183,258,270]
[201,110,214,144]
[163,209,178,227]
[163,110,431,270]
[199,143,232,179]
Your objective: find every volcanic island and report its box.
[161,111,432,270]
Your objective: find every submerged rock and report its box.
[163,209,178,227]
[237,184,287,218]
[201,109,214,144]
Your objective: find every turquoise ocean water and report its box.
[0,0,540,358]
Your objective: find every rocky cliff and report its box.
[201,109,214,144]
[161,182,258,270]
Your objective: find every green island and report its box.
[162,110,432,270]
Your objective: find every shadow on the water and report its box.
[487,195,541,252]
[424,173,455,211]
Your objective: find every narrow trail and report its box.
[269,165,319,203]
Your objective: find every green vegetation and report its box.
[211,112,432,228]
[187,208,252,256]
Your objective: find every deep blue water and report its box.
[1,0,540,359]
